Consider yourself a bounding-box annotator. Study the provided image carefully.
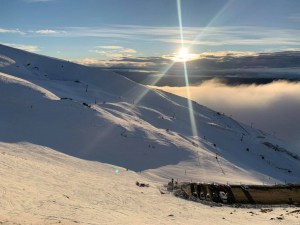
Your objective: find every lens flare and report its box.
[173,47,196,62]
[176,0,199,139]
[179,47,188,57]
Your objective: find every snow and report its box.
[0,44,299,224]
[1,142,299,225]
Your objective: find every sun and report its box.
[179,47,188,57]
[173,47,195,62]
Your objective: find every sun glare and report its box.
[179,47,188,57]
[174,47,195,62]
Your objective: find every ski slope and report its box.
[0,44,299,224]
[1,142,299,225]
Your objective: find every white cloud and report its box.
[97,46,123,50]
[73,58,107,66]
[89,50,106,54]
[121,48,137,53]
[35,29,58,34]
[2,43,39,52]
[0,28,24,35]
[95,46,136,53]
[74,58,155,68]
[89,46,137,59]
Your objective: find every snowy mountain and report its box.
[1,44,300,224]
[0,43,299,184]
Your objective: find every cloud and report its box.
[121,48,136,53]
[75,57,166,68]
[74,58,146,67]
[1,43,39,52]
[1,25,300,50]
[76,50,300,85]
[109,25,300,46]
[24,25,300,48]
[0,28,24,35]
[151,80,300,153]
[0,27,62,36]
[35,29,58,34]
[88,46,137,59]
[73,58,98,66]
[97,46,123,50]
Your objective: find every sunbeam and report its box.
[188,0,234,48]
[123,0,208,107]
[123,0,202,143]
[131,61,176,105]
[176,0,199,140]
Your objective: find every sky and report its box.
[1,0,300,61]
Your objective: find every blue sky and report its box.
[1,0,300,60]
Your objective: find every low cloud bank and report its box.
[77,51,300,86]
[152,80,300,153]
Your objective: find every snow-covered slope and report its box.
[2,142,299,225]
[0,43,299,186]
